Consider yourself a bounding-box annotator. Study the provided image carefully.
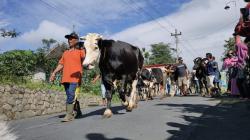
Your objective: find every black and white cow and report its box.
[138,67,167,99]
[151,68,165,97]
[137,68,154,100]
[81,33,144,118]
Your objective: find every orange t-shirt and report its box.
[59,49,85,83]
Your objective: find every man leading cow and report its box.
[50,32,85,122]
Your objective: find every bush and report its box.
[0,50,37,82]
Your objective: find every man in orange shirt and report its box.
[50,32,85,122]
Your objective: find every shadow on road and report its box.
[56,105,126,119]
[157,97,250,140]
[86,133,130,140]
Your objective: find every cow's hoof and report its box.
[126,107,132,112]
[133,103,138,109]
[136,96,140,101]
[126,104,133,112]
[103,109,112,118]
[122,101,129,106]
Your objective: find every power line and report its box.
[146,1,177,30]
[39,0,74,22]
[137,0,235,59]
[185,19,239,41]
[38,0,101,31]
[124,0,172,34]
[179,37,202,56]
[127,0,199,59]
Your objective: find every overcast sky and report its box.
[0,0,247,68]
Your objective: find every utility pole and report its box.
[171,29,182,62]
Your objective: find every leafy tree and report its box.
[223,37,235,59]
[35,41,68,81]
[141,47,150,65]
[42,38,57,54]
[148,42,175,64]
[0,50,37,82]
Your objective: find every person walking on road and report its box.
[212,56,221,93]
[50,32,85,122]
[174,57,188,96]
[205,53,217,97]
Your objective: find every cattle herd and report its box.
[81,33,185,118]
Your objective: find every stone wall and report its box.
[0,85,100,121]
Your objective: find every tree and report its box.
[148,42,175,64]
[0,50,37,82]
[223,37,235,60]
[42,38,57,54]
[141,47,150,65]
[35,41,67,81]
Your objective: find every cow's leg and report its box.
[161,72,167,98]
[203,79,209,95]
[201,78,208,96]
[119,76,129,106]
[148,82,154,99]
[102,76,114,118]
[156,84,160,96]
[127,79,138,111]
[199,80,205,96]
[143,88,148,101]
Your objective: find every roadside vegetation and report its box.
[0,39,176,103]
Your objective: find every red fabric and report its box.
[234,3,250,37]
[245,3,250,8]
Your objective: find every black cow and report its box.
[81,33,144,118]
[193,57,209,95]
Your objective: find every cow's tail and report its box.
[136,48,144,80]
[137,48,144,70]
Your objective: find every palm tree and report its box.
[42,38,57,54]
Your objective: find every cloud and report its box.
[20,20,71,46]
[0,20,9,28]
[0,12,9,28]
[0,0,246,69]
[0,0,148,33]
[111,0,246,68]
[0,0,150,52]
[0,20,71,51]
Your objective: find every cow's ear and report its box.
[99,35,103,39]
[97,39,102,48]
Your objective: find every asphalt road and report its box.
[11,96,220,140]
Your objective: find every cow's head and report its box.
[80,33,103,66]
[193,57,202,70]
